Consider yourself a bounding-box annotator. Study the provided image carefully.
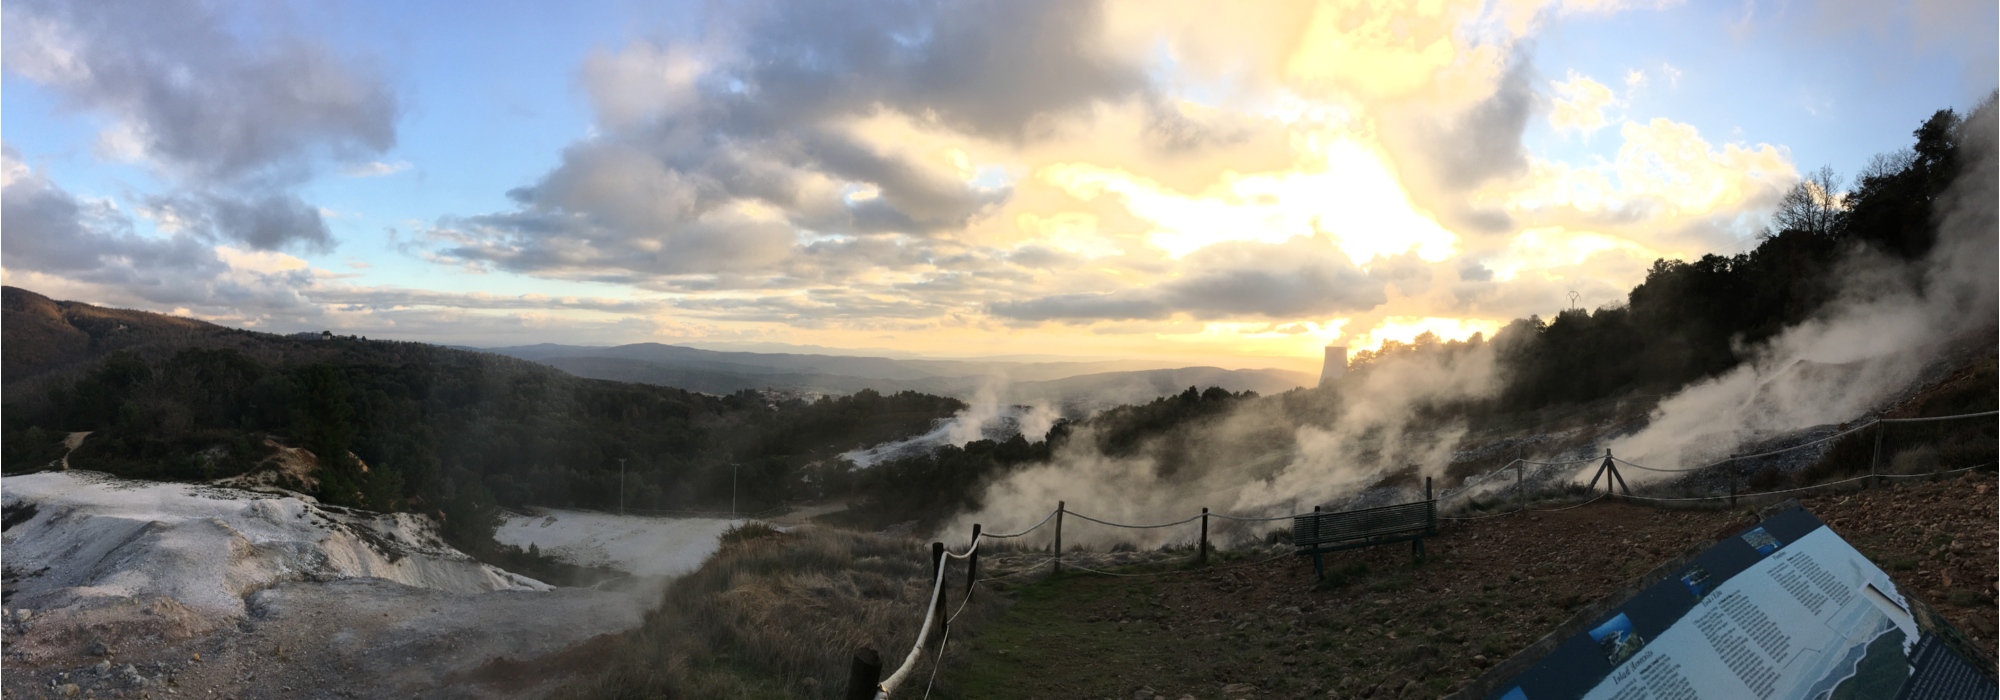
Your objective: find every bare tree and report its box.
[1857,149,1915,184]
[1770,164,1844,237]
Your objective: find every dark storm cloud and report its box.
[448,0,1148,280]
[988,238,1387,322]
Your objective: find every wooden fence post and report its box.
[966,524,980,595]
[1603,450,1631,497]
[930,542,947,652]
[1871,422,1886,489]
[844,647,882,700]
[1053,501,1064,575]
[1198,508,1209,566]
[1515,460,1525,512]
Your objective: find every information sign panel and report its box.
[1480,505,1995,700]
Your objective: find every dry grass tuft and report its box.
[555,525,1002,699]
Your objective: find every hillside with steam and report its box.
[836,96,2000,537]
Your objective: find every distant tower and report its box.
[1319,346,1347,387]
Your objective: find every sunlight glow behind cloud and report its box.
[10,0,1975,371]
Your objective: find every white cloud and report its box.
[344,161,411,178]
[1549,71,1618,135]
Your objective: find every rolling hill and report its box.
[480,342,1315,413]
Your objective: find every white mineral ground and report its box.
[494,509,741,578]
[0,471,747,698]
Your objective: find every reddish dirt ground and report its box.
[944,471,1998,699]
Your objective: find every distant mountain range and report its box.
[0,283,1312,417]
[478,342,1314,413]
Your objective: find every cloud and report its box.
[0,146,311,311]
[344,161,412,178]
[6,0,1817,366]
[142,191,336,253]
[1549,71,1618,135]
[3,0,397,253]
[3,0,397,185]
[1401,51,1540,194]
[989,236,1386,321]
[442,0,1148,284]
[1500,117,1795,243]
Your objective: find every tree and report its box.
[1769,164,1844,238]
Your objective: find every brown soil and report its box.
[943,472,1998,699]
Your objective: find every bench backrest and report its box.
[1292,500,1436,547]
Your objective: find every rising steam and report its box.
[1607,107,1998,477]
[946,104,1996,544]
[948,345,1503,548]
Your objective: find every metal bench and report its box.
[1293,478,1436,578]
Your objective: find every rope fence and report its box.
[849,408,1996,698]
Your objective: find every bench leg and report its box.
[1411,537,1426,562]
[1312,552,1324,579]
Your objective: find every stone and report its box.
[1222,682,1258,694]
[1134,688,1156,700]
[87,640,111,657]
[60,684,81,697]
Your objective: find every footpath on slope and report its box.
[936,472,1998,700]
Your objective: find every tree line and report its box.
[1363,96,1996,412]
[0,327,963,553]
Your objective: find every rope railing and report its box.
[1063,510,1206,529]
[1611,409,1998,473]
[858,408,1996,696]
[1208,511,1312,523]
[1619,474,1877,502]
[978,508,1058,538]
[1439,492,1608,520]
[1881,410,2000,423]
[1435,455,1602,504]
[876,547,955,697]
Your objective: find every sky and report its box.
[3,0,1995,373]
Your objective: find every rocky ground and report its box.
[937,471,1998,699]
[2,576,664,700]
[0,472,736,700]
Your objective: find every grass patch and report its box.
[554,525,1003,699]
[720,521,783,545]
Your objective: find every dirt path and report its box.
[937,472,1998,699]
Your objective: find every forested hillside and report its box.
[1365,96,1997,412]
[0,286,963,540]
[838,97,2000,529]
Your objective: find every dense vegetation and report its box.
[0,288,964,557]
[1476,97,1993,411]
